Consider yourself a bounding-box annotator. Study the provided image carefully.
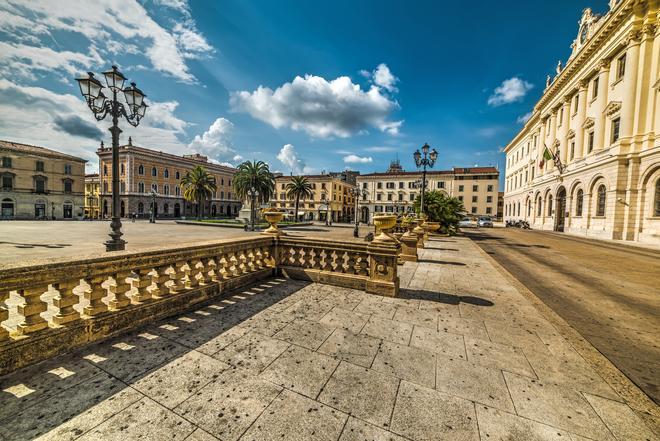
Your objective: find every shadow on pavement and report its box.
[399,288,494,307]
[417,259,466,266]
[0,242,72,249]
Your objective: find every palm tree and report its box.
[233,160,275,229]
[285,176,314,222]
[180,165,217,220]
[413,190,464,234]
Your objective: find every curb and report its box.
[469,238,660,434]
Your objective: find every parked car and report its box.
[458,217,476,228]
[477,216,493,227]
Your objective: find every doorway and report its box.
[555,187,567,232]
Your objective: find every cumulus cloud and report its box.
[277,144,313,174]
[343,154,373,164]
[488,77,533,106]
[188,118,240,163]
[229,71,402,138]
[372,63,398,92]
[516,111,533,124]
[0,0,212,83]
[53,115,105,140]
[365,146,396,152]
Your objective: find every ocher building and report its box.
[357,162,499,223]
[84,173,101,219]
[271,174,356,222]
[503,1,660,245]
[97,139,240,219]
[0,140,86,220]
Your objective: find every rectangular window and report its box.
[398,193,403,201]
[592,77,599,99]
[64,180,72,193]
[362,182,367,189]
[472,196,477,203]
[486,207,492,214]
[458,185,464,192]
[398,182,404,189]
[64,164,72,175]
[588,131,595,153]
[2,157,11,168]
[376,194,382,201]
[487,185,493,192]
[387,194,393,201]
[36,161,44,172]
[437,181,445,189]
[36,179,45,193]
[458,196,463,202]
[409,194,415,201]
[377,182,382,189]
[617,53,626,80]
[472,185,478,192]
[471,207,477,214]
[2,175,12,189]
[611,118,620,144]
[487,196,492,203]
[570,141,575,160]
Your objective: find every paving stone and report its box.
[214,331,290,373]
[475,405,571,441]
[195,326,251,356]
[174,370,281,441]
[131,350,230,408]
[317,328,381,368]
[464,337,535,378]
[503,372,613,440]
[260,345,339,398]
[318,361,399,428]
[393,306,438,329]
[484,321,548,350]
[237,309,294,336]
[390,380,479,441]
[437,315,490,340]
[285,299,335,321]
[361,316,413,345]
[584,393,657,441]
[353,297,397,319]
[78,397,195,441]
[186,428,220,441]
[240,389,347,441]
[435,355,515,413]
[0,373,142,441]
[371,341,436,388]
[410,325,467,359]
[338,417,408,441]
[273,319,335,350]
[319,307,369,333]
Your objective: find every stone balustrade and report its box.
[0,235,399,375]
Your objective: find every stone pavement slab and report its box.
[1,236,656,441]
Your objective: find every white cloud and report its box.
[364,146,396,152]
[153,0,190,15]
[488,77,533,106]
[516,111,533,124]
[372,63,398,92]
[343,154,373,164]
[187,118,240,163]
[276,144,313,174]
[229,72,402,138]
[0,0,212,83]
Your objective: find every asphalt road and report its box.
[465,227,660,404]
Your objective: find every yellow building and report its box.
[503,0,660,245]
[84,173,101,219]
[0,140,86,219]
[97,139,240,219]
[272,174,357,222]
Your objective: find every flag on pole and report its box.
[539,145,552,168]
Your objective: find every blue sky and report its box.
[0,0,610,185]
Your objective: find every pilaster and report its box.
[575,81,589,159]
[594,59,611,151]
[620,30,642,144]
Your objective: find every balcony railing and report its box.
[0,234,399,375]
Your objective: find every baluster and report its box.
[330,250,340,272]
[301,247,312,268]
[108,271,131,310]
[345,252,357,275]
[309,248,320,269]
[217,254,230,280]
[228,253,239,277]
[83,275,109,316]
[16,286,49,334]
[171,261,187,292]
[202,258,215,284]
[246,250,256,272]
[319,249,331,271]
[237,251,248,274]
[0,291,9,341]
[186,259,201,289]
[52,279,81,325]
[358,255,370,276]
[132,268,154,302]
[262,246,274,268]
[254,248,264,270]
[152,265,172,297]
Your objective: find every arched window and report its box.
[547,195,553,216]
[175,171,180,180]
[655,179,660,217]
[138,164,144,175]
[575,189,584,216]
[138,202,144,214]
[596,185,606,216]
[163,184,169,195]
[527,200,531,217]
[151,183,158,193]
[517,202,521,217]
[138,182,145,193]
[175,186,180,196]
[164,169,169,178]
[163,203,169,214]
[120,163,125,175]
[103,182,108,193]
[151,167,157,177]
[103,164,108,175]
[537,197,542,216]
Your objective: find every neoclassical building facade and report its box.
[503,0,660,245]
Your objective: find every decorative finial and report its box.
[128,136,132,146]
[546,75,551,88]
[100,141,104,148]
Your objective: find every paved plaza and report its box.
[1,236,657,441]
[0,221,370,268]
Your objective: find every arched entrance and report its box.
[555,187,567,232]
[361,206,369,223]
[174,203,181,217]
[120,200,125,218]
[1,198,14,218]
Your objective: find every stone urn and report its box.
[261,209,285,236]
[372,214,398,243]
[425,221,440,234]
[402,217,417,238]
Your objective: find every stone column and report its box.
[575,81,588,159]
[594,59,610,151]
[559,100,571,164]
[538,118,547,176]
[619,31,642,143]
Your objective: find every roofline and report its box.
[0,139,88,163]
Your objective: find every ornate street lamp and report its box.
[413,143,438,216]
[247,187,259,231]
[149,190,157,224]
[76,65,148,251]
[349,187,368,238]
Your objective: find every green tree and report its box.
[181,165,217,220]
[233,160,275,227]
[285,176,314,222]
[413,190,464,235]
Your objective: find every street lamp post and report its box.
[413,143,438,216]
[76,66,147,251]
[247,187,259,231]
[349,187,368,238]
[149,190,157,223]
